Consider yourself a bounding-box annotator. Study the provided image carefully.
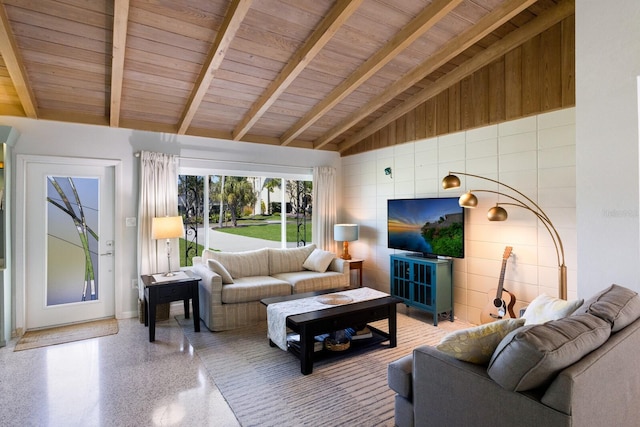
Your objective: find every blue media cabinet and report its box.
[390,253,453,326]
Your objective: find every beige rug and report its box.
[14,318,119,351]
[178,312,470,427]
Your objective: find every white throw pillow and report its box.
[302,249,335,273]
[207,259,234,284]
[522,294,583,325]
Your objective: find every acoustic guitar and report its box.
[480,246,516,324]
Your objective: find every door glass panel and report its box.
[47,176,99,305]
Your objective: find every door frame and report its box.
[15,155,123,334]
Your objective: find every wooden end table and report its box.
[141,270,201,342]
[347,259,364,287]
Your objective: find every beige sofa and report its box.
[388,284,640,427]
[192,244,349,331]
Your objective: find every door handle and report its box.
[100,251,114,256]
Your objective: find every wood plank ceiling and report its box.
[0,0,574,154]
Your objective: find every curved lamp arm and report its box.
[468,190,565,268]
[444,171,554,225]
[444,172,567,300]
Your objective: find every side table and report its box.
[347,259,364,287]
[141,270,201,342]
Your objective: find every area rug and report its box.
[178,313,470,427]
[14,318,119,351]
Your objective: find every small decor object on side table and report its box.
[141,270,200,342]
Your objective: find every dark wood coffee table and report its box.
[261,289,401,375]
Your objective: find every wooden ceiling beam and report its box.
[110,0,130,128]
[338,0,575,153]
[317,0,537,149]
[279,0,464,147]
[0,2,37,118]
[177,0,253,135]
[231,0,363,141]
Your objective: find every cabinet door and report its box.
[411,261,433,308]
[390,257,411,300]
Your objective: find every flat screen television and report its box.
[387,197,465,259]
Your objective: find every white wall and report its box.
[340,108,576,324]
[575,0,640,296]
[1,117,341,330]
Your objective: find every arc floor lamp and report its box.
[442,172,567,300]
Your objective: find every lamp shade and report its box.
[151,216,184,240]
[441,174,461,189]
[487,205,508,221]
[334,224,359,242]
[459,191,478,208]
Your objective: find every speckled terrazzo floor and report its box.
[0,309,240,427]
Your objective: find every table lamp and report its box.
[334,224,359,260]
[152,215,184,276]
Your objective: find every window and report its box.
[178,173,312,266]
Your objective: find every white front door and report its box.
[25,160,115,329]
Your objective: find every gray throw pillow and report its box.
[574,284,640,332]
[487,313,611,391]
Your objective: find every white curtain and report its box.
[137,151,179,300]
[312,166,337,252]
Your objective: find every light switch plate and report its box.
[125,217,136,227]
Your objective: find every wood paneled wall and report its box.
[343,16,575,156]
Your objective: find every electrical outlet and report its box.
[131,278,138,289]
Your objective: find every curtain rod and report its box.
[133,151,313,171]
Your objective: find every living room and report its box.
[0,0,639,425]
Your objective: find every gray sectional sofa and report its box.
[192,244,349,331]
[388,284,640,427]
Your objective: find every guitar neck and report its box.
[495,247,512,299]
[495,259,508,298]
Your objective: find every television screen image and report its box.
[387,197,465,258]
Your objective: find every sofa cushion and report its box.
[268,245,316,275]
[436,318,525,364]
[272,271,346,294]
[302,248,336,273]
[203,248,269,278]
[220,276,292,304]
[207,259,234,284]
[487,313,611,391]
[388,354,413,399]
[573,284,640,332]
[521,294,584,325]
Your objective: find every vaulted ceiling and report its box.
[0,0,573,154]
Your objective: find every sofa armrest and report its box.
[412,345,569,426]
[388,354,413,399]
[328,257,349,274]
[193,263,223,302]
